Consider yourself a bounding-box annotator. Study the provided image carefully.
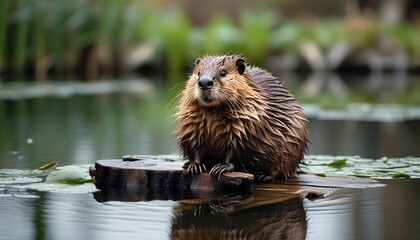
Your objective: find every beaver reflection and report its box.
[170,194,307,240]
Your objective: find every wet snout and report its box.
[198,77,213,91]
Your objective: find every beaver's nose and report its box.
[198,77,213,91]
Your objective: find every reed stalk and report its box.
[0,0,11,70]
[13,0,30,72]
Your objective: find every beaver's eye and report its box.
[220,70,227,77]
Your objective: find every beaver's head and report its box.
[188,55,248,107]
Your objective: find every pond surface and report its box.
[2,178,420,240]
[1,74,420,239]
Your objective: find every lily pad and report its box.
[25,182,97,193]
[327,159,347,168]
[303,155,420,179]
[45,169,92,185]
[0,169,43,185]
[37,162,58,171]
[25,165,97,193]
[0,164,97,194]
[302,103,420,122]
[45,171,93,184]
[392,173,411,180]
[354,174,370,178]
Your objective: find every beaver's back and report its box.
[236,67,308,178]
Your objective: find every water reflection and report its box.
[93,183,190,202]
[308,119,420,158]
[306,179,420,240]
[0,91,179,169]
[1,178,420,239]
[283,71,420,104]
[170,194,307,240]
[0,75,420,239]
[1,77,419,170]
[94,186,308,239]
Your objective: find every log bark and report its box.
[89,155,383,202]
[90,158,254,201]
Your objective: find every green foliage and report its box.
[159,8,192,79]
[314,20,347,50]
[37,162,58,171]
[304,155,420,179]
[2,1,420,79]
[203,15,240,55]
[391,173,411,180]
[11,0,31,72]
[131,4,160,43]
[381,23,420,54]
[0,0,11,68]
[270,21,308,54]
[239,10,277,65]
[327,158,347,168]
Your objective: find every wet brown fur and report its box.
[175,55,309,180]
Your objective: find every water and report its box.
[1,180,419,240]
[0,84,179,170]
[1,75,420,239]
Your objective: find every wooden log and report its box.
[89,155,383,202]
[91,159,185,189]
[190,172,254,199]
[90,157,254,201]
[90,159,187,201]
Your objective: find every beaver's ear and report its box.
[195,58,201,66]
[193,58,201,74]
[236,58,246,75]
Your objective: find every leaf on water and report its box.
[45,170,91,185]
[303,155,420,179]
[58,178,94,185]
[354,174,370,178]
[392,173,411,180]
[315,173,327,177]
[26,182,97,193]
[37,162,58,171]
[327,159,347,168]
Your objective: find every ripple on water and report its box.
[42,194,177,240]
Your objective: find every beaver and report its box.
[175,55,309,181]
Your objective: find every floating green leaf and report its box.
[392,173,411,180]
[58,177,94,185]
[327,159,347,168]
[303,155,420,180]
[354,174,370,178]
[315,173,327,177]
[45,170,92,185]
[37,162,58,171]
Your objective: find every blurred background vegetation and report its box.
[0,0,420,81]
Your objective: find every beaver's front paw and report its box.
[254,172,274,182]
[209,163,234,178]
[185,161,207,175]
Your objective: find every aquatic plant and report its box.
[239,10,277,65]
[202,14,240,55]
[270,21,309,54]
[1,1,420,80]
[0,0,11,70]
[381,23,420,55]
[159,8,192,81]
[304,155,420,180]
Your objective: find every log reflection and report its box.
[170,193,307,240]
